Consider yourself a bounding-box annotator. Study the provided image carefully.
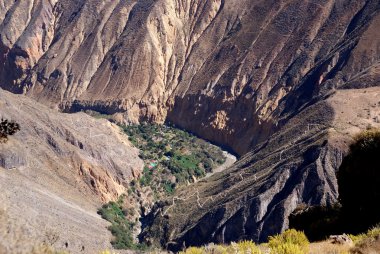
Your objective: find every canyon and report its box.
[1,0,380,252]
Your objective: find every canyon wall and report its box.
[1,0,377,155]
[1,0,380,249]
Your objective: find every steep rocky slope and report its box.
[0,89,143,253]
[1,0,380,250]
[143,87,380,250]
[0,0,377,155]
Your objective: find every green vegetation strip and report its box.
[98,195,147,250]
[123,123,226,194]
[99,123,226,250]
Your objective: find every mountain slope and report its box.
[0,89,143,253]
[1,0,380,250]
[143,86,380,250]
[0,0,377,155]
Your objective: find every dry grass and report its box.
[309,241,351,254]
[30,245,69,254]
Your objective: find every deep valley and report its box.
[1,0,380,253]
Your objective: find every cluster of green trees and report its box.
[0,118,20,143]
[97,196,147,250]
[122,123,225,193]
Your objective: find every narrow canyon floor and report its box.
[95,121,237,251]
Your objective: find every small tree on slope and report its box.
[0,118,20,143]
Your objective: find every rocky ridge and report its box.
[0,0,376,155]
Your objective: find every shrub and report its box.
[204,244,228,254]
[97,197,135,249]
[365,226,380,239]
[270,242,305,254]
[99,251,118,254]
[180,241,261,254]
[268,229,309,253]
[0,118,20,143]
[163,181,175,194]
[350,225,380,244]
[227,241,262,254]
[179,247,206,254]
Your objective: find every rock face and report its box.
[1,0,380,250]
[143,86,380,250]
[0,89,143,253]
[0,0,377,155]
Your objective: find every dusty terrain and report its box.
[0,89,143,253]
[1,0,380,250]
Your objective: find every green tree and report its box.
[0,118,20,143]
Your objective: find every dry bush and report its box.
[268,229,309,253]
[227,241,262,254]
[270,242,305,254]
[30,245,68,254]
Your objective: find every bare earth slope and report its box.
[1,0,380,250]
[0,89,143,253]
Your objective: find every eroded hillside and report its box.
[1,0,380,251]
[0,89,143,253]
[0,0,377,155]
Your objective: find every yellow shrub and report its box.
[226,241,262,254]
[271,243,305,254]
[99,250,119,254]
[204,244,228,254]
[365,227,380,239]
[349,233,365,244]
[268,229,309,253]
[213,245,229,254]
[179,246,206,254]
[350,226,380,245]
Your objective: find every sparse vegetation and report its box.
[98,250,119,254]
[31,245,68,254]
[228,241,262,254]
[179,230,310,254]
[0,118,20,143]
[179,240,262,254]
[179,228,380,254]
[350,226,380,245]
[97,195,146,250]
